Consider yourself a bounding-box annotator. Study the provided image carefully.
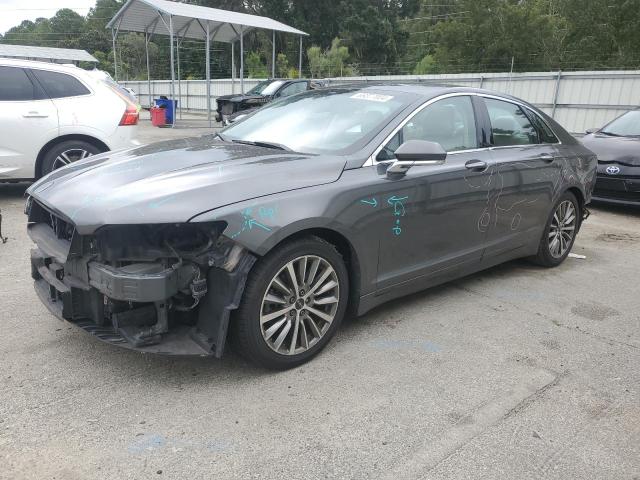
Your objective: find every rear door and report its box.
[0,66,58,179]
[30,68,112,138]
[479,96,562,259]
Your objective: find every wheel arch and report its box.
[35,134,110,178]
[266,227,362,315]
[566,186,585,212]
[561,186,586,234]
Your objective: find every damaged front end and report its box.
[26,198,255,357]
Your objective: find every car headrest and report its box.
[492,115,519,134]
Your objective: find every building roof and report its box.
[0,44,98,63]
[107,0,307,42]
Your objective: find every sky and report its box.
[0,0,97,35]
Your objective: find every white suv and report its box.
[0,59,139,180]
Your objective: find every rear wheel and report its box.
[531,191,580,267]
[232,237,349,370]
[40,140,104,178]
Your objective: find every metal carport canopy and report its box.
[107,0,307,42]
[107,0,308,127]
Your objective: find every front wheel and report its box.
[232,237,349,370]
[531,191,581,267]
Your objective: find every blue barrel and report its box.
[154,98,178,124]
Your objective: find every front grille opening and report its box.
[30,200,76,241]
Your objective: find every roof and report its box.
[0,44,98,63]
[0,58,106,80]
[107,0,307,42]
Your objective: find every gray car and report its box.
[581,108,640,206]
[25,85,597,369]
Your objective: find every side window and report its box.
[31,69,90,99]
[377,95,478,161]
[278,82,308,98]
[485,98,539,146]
[527,110,559,144]
[0,66,41,101]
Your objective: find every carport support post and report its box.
[145,30,152,109]
[169,15,176,127]
[298,35,303,78]
[231,42,235,94]
[240,26,244,94]
[552,70,562,119]
[177,37,182,120]
[272,30,276,78]
[206,22,211,127]
[111,28,118,81]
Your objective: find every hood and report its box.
[27,136,346,234]
[228,106,261,122]
[581,134,640,166]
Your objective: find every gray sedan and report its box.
[26,85,597,369]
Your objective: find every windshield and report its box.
[222,89,413,154]
[247,80,286,96]
[601,110,640,137]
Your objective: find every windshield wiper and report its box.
[599,131,622,137]
[215,132,230,142]
[231,139,292,151]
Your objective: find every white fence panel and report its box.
[122,71,640,133]
[122,79,263,111]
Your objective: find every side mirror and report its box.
[387,140,447,175]
[585,128,599,134]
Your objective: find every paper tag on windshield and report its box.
[350,92,393,102]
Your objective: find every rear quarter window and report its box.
[527,109,560,143]
[31,69,91,99]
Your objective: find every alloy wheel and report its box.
[260,255,340,356]
[548,200,576,258]
[52,148,92,170]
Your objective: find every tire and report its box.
[40,140,104,178]
[531,191,581,267]
[232,236,349,370]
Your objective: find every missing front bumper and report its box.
[30,247,256,357]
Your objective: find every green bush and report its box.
[414,54,438,75]
[246,52,269,78]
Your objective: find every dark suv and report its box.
[215,79,323,124]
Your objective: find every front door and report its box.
[0,66,58,179]
[374,95,494,290]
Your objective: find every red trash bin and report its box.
[150,106,166,127]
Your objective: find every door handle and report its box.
[23,111,48,118]
[465,159,488,171]
[540,153,555,162]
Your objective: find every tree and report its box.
[403,0,572,73]
[276,53,290,77]
[414,54,438,74]
[308,38,356,78]
[246,52,269,78]
[116,33,160,80]
[83,0,125,55]
[2,0,640,77]
[49,9,86,49]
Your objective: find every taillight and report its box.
[105,82,139,126]
[120,103,139,126]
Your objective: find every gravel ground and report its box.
[0,123,638,479]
